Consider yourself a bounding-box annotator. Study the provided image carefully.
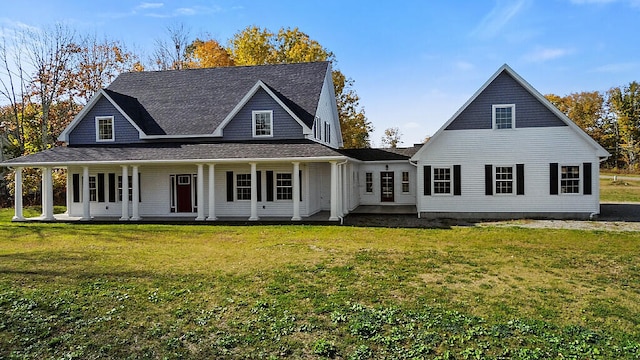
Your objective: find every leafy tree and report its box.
[381,127,402,148]
[228,26,372,148]
[185,38,234,68]
[608,82,640,170]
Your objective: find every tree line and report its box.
[545,83,640,171]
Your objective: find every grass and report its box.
[601,173,640,202]
[0,208,639,358]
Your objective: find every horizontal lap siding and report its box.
[68,97,141,145]
[222,88,305,140]
[357,163,417,205]
[416,127,600,214]
[313,70,340,148]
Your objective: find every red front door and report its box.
[176,174,193,212]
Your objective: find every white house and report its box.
[1,63,609,221]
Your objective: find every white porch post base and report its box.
[12,167,24,221]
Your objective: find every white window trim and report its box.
[252,110,273,138]
[492,104,515,130]
[236,173,252,201]
[275,172,293,201]
[401,171,410,194]
[432,166,453,196]
[560,164,582,195]
[95,116,115,142]
[365,172,373,193]
[494,165,515,196]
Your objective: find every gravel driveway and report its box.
[344,203,640,231]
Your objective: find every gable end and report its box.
[446,71,566,130]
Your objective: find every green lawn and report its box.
[601,174,640,202]
[0,209,639,359]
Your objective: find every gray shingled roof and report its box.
[1,141,346,166]
[106,62,329,136]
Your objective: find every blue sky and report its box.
[2,0,639,146]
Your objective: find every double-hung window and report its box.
[365,172,373,193]
[236,174,251,200]
[253,110,273,137]
[433,167,451,194]
[276,173,293,200]
[402,171,410,193]
[96,116,114,141]
[561,166,580,194]
[117,175,133,201]
[89,176,97,201]
[493,104,515,129]
[495,166,513,194]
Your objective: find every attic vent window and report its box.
[493,104,515,129]
[253,110,273,137]
[96,116,115,142]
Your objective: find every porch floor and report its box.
[350,205,417,215]
[23,211,338,225]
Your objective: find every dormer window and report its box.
[493,104,515,129]
[96,116,114,141]
[253,110,273,137]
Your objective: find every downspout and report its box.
[410,160,420,218]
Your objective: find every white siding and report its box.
[416,127,602,215]
[356,163,417,206]
[314,67,342,148]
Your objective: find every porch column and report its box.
[292,162,301,221]
[329,161,339,221]
[196,164,205,221]
[12,167,24,221]
[341,163,348,216]
[42,167,54,220]
[81,166,90,220]
[40,167,47,218]
[131,165,140,221]
[65,168,71,215]
[249,162,259,221]
[207,164,216,221]
[120,165,129,220]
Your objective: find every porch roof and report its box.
[1,140,347,167]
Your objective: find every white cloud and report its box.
[136,2,164,10]
[471,0,530,39]
[524,47,573,62]
[592,62,638,73]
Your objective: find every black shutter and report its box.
[266,171,274,201]
[138,173,142,202]
[516,164,525,195]
[299,170,303,201]
[583,162,592,195]
[256,171,262,201]
[72,174,80,203]
[453,165,461,196]
[226,171,234,201]
[485,165,493,196]
[97,173,105,202]
[423,166,431,196]
[108,173,116,202]
[550,163,559,195]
